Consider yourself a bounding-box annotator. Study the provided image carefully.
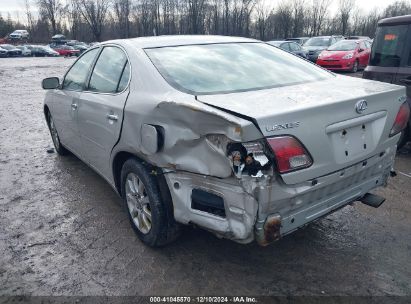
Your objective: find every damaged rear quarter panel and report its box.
[111,47,263,179]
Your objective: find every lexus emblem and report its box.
[355,100,367,114]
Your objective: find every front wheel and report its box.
[121,159,181,247]
[47,112,69,155]
[351,60,359,73]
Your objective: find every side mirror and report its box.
[42,77,60,90]
[358,48,364,53]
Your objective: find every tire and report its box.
[47,112,69,155]
[121,158,181,247]
[397,127,409,150]
[351,60,359,73]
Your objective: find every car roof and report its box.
[103,35,258,49]
[379,14,411,25]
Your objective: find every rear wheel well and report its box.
[112,151,177,226]
[112,152,157,197]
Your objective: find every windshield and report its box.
[145,42,332,95]
[328,40,358,51]
[369,24,409,67]
[267,41,282,47]
[305,37,330,47]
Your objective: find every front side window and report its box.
[88,46,128,93]
[63,48,99,91]
[146,42,332,95]
[369,24,409,67]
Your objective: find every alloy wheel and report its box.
[125,172,152,234]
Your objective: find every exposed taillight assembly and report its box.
[389,102,410,137]
[267,136,313,173]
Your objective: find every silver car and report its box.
[42,36,410,247]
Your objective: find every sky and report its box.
[0,0,401,23]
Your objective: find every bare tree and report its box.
[37,0,65,35]
[114,0,131,38]
[24,0,35,31]
[338,0,355,35]
[310,0,331,36]
[73,0,111,41]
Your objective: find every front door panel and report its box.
[51,89,82,156]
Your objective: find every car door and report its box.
[52,48,100,157]
[77,45,131,178]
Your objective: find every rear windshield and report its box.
[328,40,357,51]
[145,43,332,95]
[369,24,409,67]
[305,37,330,47]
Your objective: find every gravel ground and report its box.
[0,57,410,296]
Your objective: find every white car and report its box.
[41,36,409,247]
[16,45,31,56]
[9,30,29,40]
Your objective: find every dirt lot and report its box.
[0,57,411,296]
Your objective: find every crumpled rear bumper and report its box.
[164,144,396,246]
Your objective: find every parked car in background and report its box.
[0,44,22,56]
[0,46,8,57]
[304,35,344,62]
[42,46,60,57]
[346,36,371,41]
[51,44,80,56]
[66,40,89,53]
[267,40,307,58]
[363,14,411,149]
[51,34,66,42]
[285,37,310,45]
[9,30,29,40]
[42,36,408,247]
[26,45,48,57]
[316,39,371,72]
[16,45,32,56]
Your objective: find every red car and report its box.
[54,45,80,57]
[316,39,371,72]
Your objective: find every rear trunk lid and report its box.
[198,76,405,184]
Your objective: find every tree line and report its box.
[0,0,410,43]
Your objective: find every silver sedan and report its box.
[42,35,409,247]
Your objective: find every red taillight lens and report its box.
[267,136,313,174]
[390,102,410,137]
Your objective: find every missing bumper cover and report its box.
[191,189,226,218]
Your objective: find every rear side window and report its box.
[281,43,291,51]
[117,62,131,92]
[370,25,409,67]
[290,43,301,51]
[88,46,128,93]
[63,48,99,91]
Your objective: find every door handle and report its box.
[71,103,78,110]
[400,78,411,85]
[106,114,118,121]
